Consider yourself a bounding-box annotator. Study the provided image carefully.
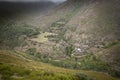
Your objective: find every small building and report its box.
[72,48,85,57]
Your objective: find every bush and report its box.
[47,60,77,69]
[75,73,95,80]
[26,48,36,56]
[43,71,55,76]
[104,41,119,49]
[109,70,120,78]
[80,54,110,72]
[65,45,74,57]
[0,63,32,80]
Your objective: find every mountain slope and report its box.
[0,0,120,79]
[65,0,120,70]
[20,0,120,77]
[19,0,120,73]
[0,50,119,80]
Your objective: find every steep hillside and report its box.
[0,1,56,17]
[0,1,56,49]
[22,0,120,77]
[65,0,120,68]
[0,50,119,80]
[0,0,120,79]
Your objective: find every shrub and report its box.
[80,54,110,72]
[26,48,36,56]
[43,71,55,76]
[75,73,95,80]
[108,70,120,78]
[104,41,119,49]
[65,45,74,57]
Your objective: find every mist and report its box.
[0,0,66,19]
[0,0,67,3]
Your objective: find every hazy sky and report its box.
[0,0,67,2]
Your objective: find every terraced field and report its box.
[30,32,56,43]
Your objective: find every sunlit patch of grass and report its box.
[30,32,55,43]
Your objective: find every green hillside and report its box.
[0,50,119,80]
[0,0,120,80]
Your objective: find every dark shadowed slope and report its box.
[0,1,56,18]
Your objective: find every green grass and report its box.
[39,53,120,78]
[30,32,55,43]
[0,63,76,80]
[0,50,119,80]
[0,50,94,80]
